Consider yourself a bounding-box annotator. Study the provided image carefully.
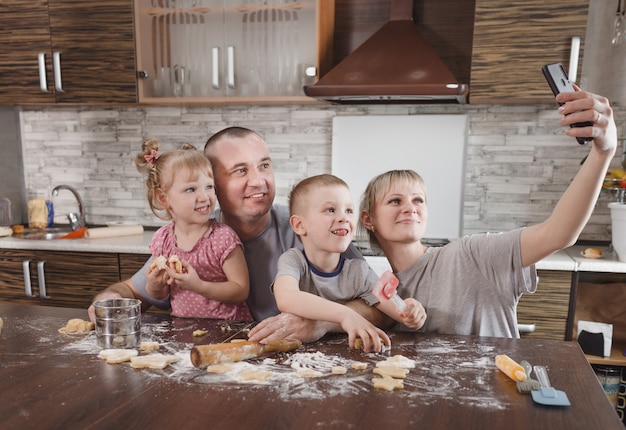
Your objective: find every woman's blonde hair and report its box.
[358,170,426,250]
[135,138,213,220]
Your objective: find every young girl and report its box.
[135,138,252,320]
[359,90,617,338]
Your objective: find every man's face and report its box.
[206,133,276,224]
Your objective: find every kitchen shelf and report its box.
[585,342,626,367]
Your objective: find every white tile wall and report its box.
[19,103,626,241]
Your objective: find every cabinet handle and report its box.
[37,260,51,299]
[37,53,49,92]
[212,47,220,89]
[568,36,581,83]
[52,51,65,93]
[227,46,235,89]
[23,260,36,297]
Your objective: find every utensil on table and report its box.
[373,270,406,312]
[531,365,571,406]
[190,339,301,367]
[516,360,541,393]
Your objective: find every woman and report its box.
[359,89,617,338]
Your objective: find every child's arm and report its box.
[166,246,250,302]
[375,298,426,329]
[520,90,617,266]
[274,274,390,351]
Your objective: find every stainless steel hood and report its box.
[304,0,469,103]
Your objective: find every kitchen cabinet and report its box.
[0,249,120,308]
[517,270,572,341]
[469,0,589,104]
[0,0,137,105]
[133,0,335,104]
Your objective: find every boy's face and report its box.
[294,184,355,254]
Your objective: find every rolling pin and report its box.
[190,339,302,368]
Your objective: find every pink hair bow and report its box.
[144,149,160,165]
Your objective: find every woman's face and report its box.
[366,179,428,246]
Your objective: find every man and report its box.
[89,127,389,347]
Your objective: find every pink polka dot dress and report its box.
[149,220,252,321]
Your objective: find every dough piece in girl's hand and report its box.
[98,349,139,364]
[150,255,168,271]
[168,255,183,274]
[59,318,95,333]
[372,375,404,391]
[130,354,179,369]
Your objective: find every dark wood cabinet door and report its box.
[0,0,56,104]
[517,270,572,340]
[119,253,150,280]
[470,0,589,104]
[35,250,120,308]
[48,0,138,104]
[0,249,42,305]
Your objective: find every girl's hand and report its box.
[340,313,391,353]
[164,259,202,292]
[399,298,427,329]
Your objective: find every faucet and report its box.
[51,185,86,230]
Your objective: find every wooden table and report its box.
[0,303,622,430]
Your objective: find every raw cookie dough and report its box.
[140,341,160,351]
[332,366,348,375]
[373,365,409,379]
[192,329,208,337]
[98,349,139,364]
[354,337,391,352]
[233,368,274,382]
[296,367,323,378]
[207,363,236,374]
[376,355,416,369]
[351,362,368,370]
[372,375,404,391]
[58,318,95,333]
[130,354,179,369]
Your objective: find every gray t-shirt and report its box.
[131,205,362,321]
[275,248,378,306]
[395,228,537,338]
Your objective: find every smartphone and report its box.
[541,62,593,145]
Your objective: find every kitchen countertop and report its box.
[1,302,622,430]
[2,231,626,273]
[0,230,154,254]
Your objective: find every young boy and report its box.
[272,174,426,352]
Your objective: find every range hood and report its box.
[304,0,468,103]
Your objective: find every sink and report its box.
[14,227,74,240]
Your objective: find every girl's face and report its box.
[366,179,428,245]
[161,170,216,226]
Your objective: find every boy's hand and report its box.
[341,313,391,353]
[399,298,427,329]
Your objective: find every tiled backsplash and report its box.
[19,103,626,241]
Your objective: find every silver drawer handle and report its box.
[52,51,65,93]
[23,260,35,297]
[37,260,50,299]
[38,53,49,92]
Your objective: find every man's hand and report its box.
[88,291,123,324]
[247,313,332,344]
